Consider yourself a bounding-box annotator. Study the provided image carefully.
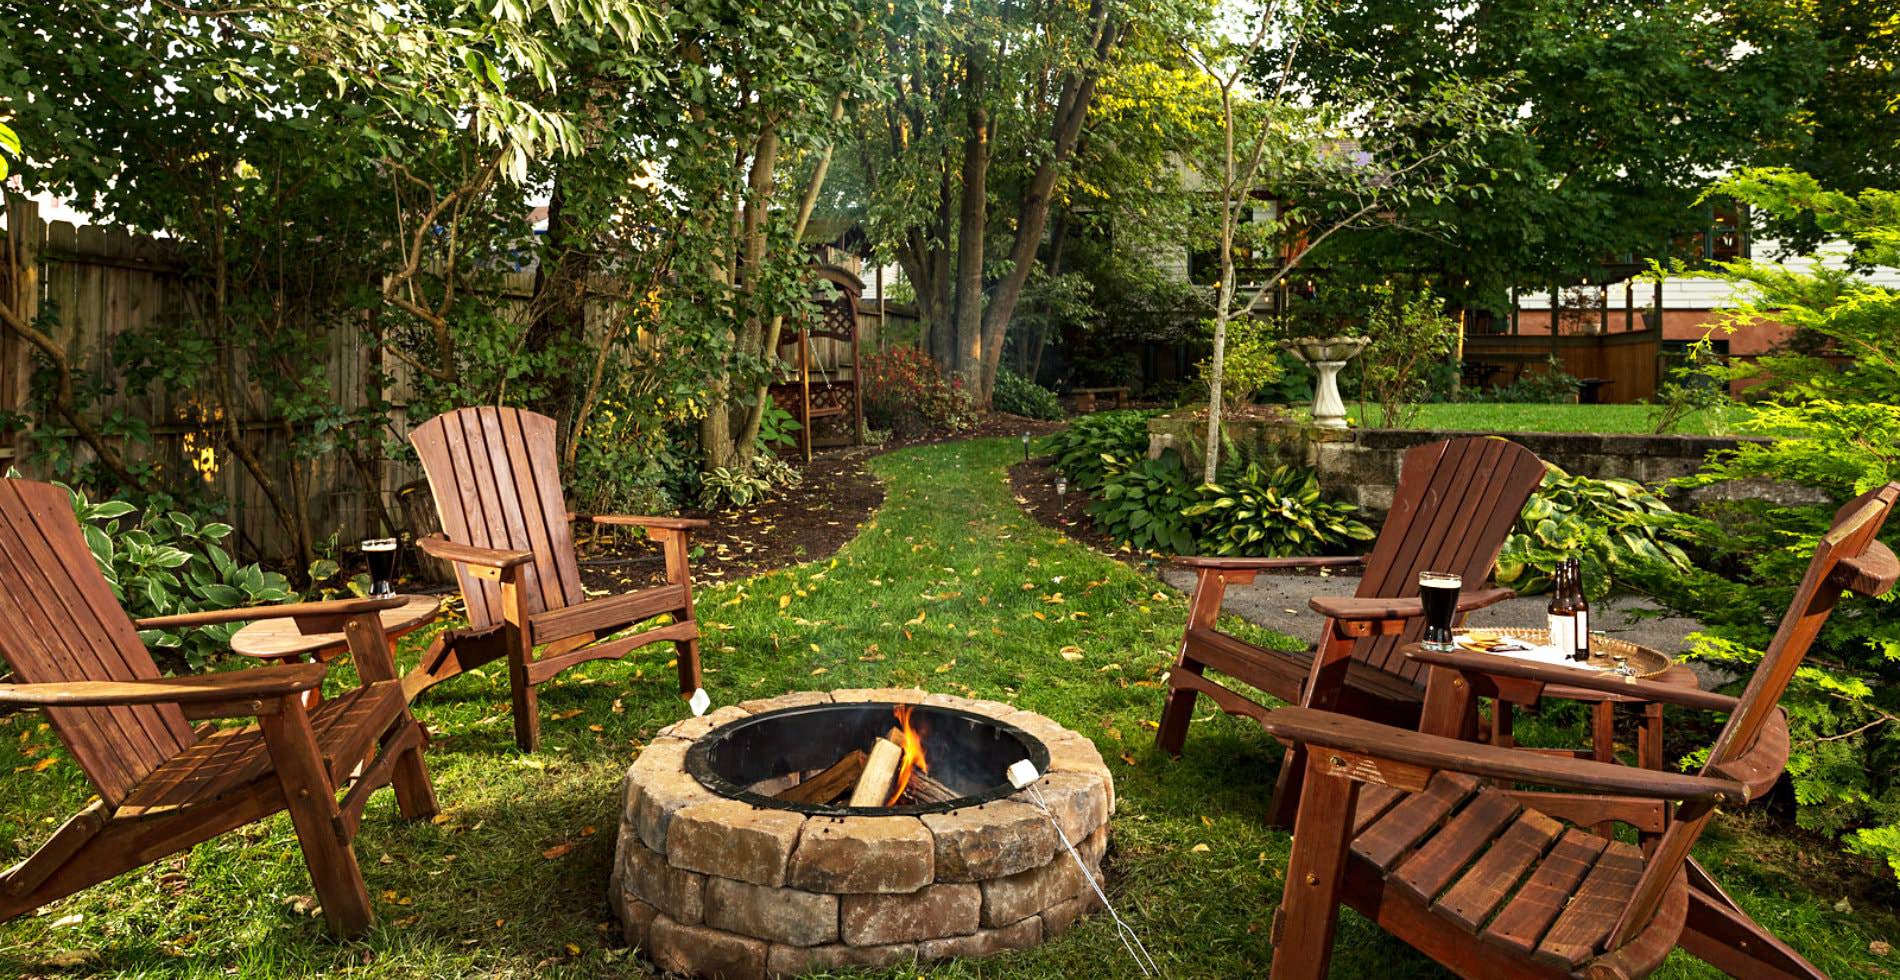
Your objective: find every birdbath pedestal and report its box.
[1288,336,1369,429]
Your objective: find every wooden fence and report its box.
[2,198,403,561]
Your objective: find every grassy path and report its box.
[0,438,1891,977]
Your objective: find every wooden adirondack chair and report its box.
[1157,437,1546,818]
[1255,483,1900,980]
[406,407,706,752]
[0,479,438,938]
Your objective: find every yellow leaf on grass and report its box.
[1119,751,1138,766]
[1058,646,1084,662]
[935,660,956,673]
[31,757,55,773]
[905,610,927,627]
[811,667,828,676]
[551,709,584,721]
[1201,815,1214,828]
[1190,843,1211,854]
[565,942,583,956]
[778,594,791,609]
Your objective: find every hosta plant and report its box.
[1044,409,1156,491]
[1184,462,1375,556]
[1494,464,1692,599]
[67,485,296,670]
[1089,451,1200,554]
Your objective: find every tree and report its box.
[1285,0,1831,313]
[1185,1,1507,477]
[859,0,1189,406]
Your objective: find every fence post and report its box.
[2,195,42,467]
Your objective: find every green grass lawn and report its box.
[1,438,1890,977]
[1344,402,1742,435]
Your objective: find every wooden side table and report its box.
[231,594,444,707]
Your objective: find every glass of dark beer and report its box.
[362,538,399,598]
[1418,571,1461,652]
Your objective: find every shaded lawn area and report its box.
[1345,402,1741,436]
[1,438,1892,977]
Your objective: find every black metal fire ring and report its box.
[682,701,1053,817]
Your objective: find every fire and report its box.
[886,705,929,806]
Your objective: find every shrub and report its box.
[1640,170,1900,875]
[1355,282,1460,427]
[1184,462,1375,556]
[1089,451,1201,554]
[1493,464,1693,599]
[1476,358,1581,403]
[65,485,296,670]
[697,452,803,511]
[1199,317,1285,411]
[1044,409,1156,491]
[993,369,1064,420]
[860,347,976,440]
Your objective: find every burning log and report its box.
[848,735,905,807]
[902,772,958,806]
[775,750,866,806]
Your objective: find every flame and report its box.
[886,705,928,806]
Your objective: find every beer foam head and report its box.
[1418,571,1462,589]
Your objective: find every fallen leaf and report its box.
[905,610,927,627]
[551,709,584,721]
[1190,843,1211,854]
[565,942,583,956]
[1119,751,1138,766]
[543,842,574,860]
[1201,815,1214,828]
[1058,646,1084,662]
[810,667,828,676]
[1873,940,1892,956]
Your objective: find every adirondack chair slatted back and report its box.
[1354,438,1547,683]
[411,408,585,631]
[1610,483,1900,946]
[0,480,196,805]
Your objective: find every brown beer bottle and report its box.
[1570,558,1591,661]
[1546,562,1575,655]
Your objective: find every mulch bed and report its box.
[576,413,1065,594]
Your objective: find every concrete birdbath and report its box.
[1287,335,1369,429]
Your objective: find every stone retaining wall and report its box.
[610,689,1115,979]
[1146,410,1764,518]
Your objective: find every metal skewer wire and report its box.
[1025,782,1161,977]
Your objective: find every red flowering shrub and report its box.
[860,346,977,439]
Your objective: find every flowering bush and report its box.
[860,347,977,440]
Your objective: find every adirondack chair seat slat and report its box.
[117,681,405,818]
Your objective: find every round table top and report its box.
[231,594,445,661]
[1403,630,1700,705]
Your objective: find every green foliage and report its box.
[1494,464,1692,599]
[1089,451,1202,555]
[860,347,977,440]
[1044,409,1156,492]
[66,486,295,671]
[1645,171,1900,876]
[1647,341,1738,434]
[756,402,801,451]
[992,370,1064,421]
[1353,281,1461,427]
[0,118,16,180]
[1198,317,1284,411]
[697,453,802,511]
[1475,358,1580,403]
[1184,462,1375,556]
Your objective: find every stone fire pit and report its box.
[611,688,1115,978]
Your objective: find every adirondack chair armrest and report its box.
[1260,706,1746,804]
[134,596,409,631]
[1406,648,1741,713]
[1309,587,1515,622]
[1170,555,1366,571]
[585,514,712,531]
[0,662,328,710]
[416,535,535,570]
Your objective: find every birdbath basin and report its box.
[1287,335,1369,429]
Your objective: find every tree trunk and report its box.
[953,54,991,394]
[523,179,589,445]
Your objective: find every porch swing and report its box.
[769,264,865,461]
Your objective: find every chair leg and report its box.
[510,644,541,753]
[1269,765,1359,980]
[1682,858,1825,980]
[389,720,439,821]
[657,526,704,697]
[1155,669,1201,757]
[261,702,374,937]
